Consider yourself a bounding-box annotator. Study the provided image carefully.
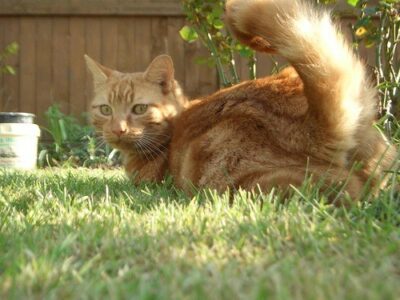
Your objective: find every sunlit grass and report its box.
[0,168,399,299]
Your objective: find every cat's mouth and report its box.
[105,136,141,151]
[99,130,136,149]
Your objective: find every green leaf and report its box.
[347,0,360,7]
[213,19,224,30]
[5,42,19,55]
[179,26,199,43]
[238,47,254,58]
[3,65,16,75]
[58,119,68,142]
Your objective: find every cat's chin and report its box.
[106,139,136,153]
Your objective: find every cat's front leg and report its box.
[123,152,168,184]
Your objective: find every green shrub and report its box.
[349,0,399,135]
[180,0,256,87]
[39,104,120,168]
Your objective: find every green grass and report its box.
[0,168,399,300]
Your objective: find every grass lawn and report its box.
[0,168,399,299]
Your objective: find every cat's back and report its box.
[169,67,315,192]
[173,67,307,143]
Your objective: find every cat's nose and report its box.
[111,120,128,137]
[112,128,127,137]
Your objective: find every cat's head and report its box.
[85,55,187,155]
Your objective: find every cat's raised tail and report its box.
[226,0,377,152]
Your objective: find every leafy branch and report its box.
[180,0,255,87]
[0,42,18,75]
[349,0,399,134]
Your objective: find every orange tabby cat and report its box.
[85,0,397,202]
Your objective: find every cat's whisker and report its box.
[140,143,154,160]
[138,137,167,161]
[142,134,169,149]
[140,135,169,157]
[140,137,158,158]
[144,132,171,138]
[139,140,158,161]
[144,142,168,155]
[144,135,171,143]
[136,141,151,162]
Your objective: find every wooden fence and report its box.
[0,0,375,125]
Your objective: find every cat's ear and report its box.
[144,55,175,92]
[84,55,113,87]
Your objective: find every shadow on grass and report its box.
[0,168,192,215]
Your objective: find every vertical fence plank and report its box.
[256,54,275,78]
[0,18,6,110]
[69,17,86,118]
[256,53,288,78]
[52,17,70,115]
[101,17,118,69]
[197,46,218,97]
[3,17,20,112]
[151,17,168,59]
[85,17,101,109]
[19,18,36,115]
[167,17,185,91]
[134,17,152,71]
[117,17,135,73]
[183,38,201,98]
[126,18,136,71]
[35,17,53,124]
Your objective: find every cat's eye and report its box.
[132,104,148,115]
[99,105,112,116]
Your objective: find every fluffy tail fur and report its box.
[226,0,377,153]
